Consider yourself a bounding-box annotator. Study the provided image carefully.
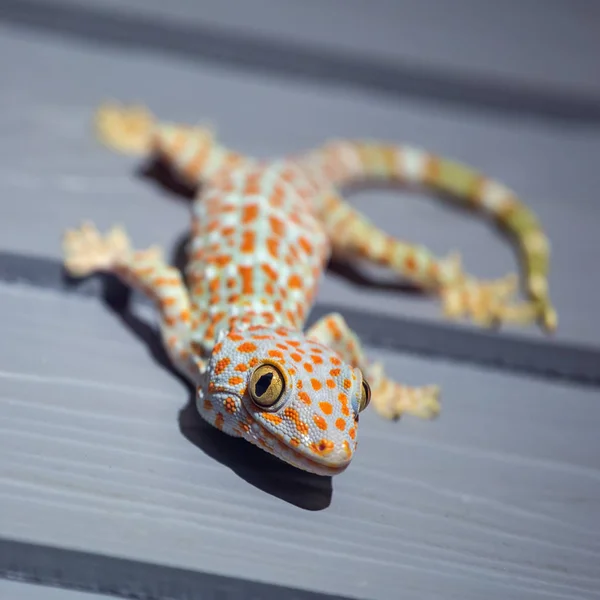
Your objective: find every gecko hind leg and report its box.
[62,222,202,379]
[321,193,543,330]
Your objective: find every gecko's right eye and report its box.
[249,363,286,408]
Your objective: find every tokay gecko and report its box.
[62,103,556,476]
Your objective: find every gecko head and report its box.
[198,325,371,476]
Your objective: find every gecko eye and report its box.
[249,363,286,408]
[359,378,371,412]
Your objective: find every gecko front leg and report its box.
[94,102,252,187]
[306,312,440,420]
[62,222,204,380]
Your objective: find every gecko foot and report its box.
[62,222,131,277]
[439,272,536,327]
[94,102,155,155]
[367,363,441,420]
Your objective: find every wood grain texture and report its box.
[0,25,598,346]
[1,284,598,600]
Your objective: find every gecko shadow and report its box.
[92,271,333,511]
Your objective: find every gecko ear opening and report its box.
[249,363,286,408]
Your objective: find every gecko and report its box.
[62,102,556,476]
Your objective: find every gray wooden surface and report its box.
[1,20,599,346]
[31,0,600,98]
[0,580,106,600]
[1,284,599,600]
[0,1,599,599]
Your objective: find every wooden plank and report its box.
[1,284,598,599]
[27,0,600,99]
[0,580,111,600]
[0,24,597,346]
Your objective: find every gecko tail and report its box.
[304,140,556,332]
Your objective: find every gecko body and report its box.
[62,103,556,475]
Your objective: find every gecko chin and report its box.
[200,326,371,476]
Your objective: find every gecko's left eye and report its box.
[249,363,286,408]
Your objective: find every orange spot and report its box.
[349,427,356,439]
[235,363,248,372]
[339,392,350,416]
[244,174,261,195]
[263,413,283,426]
[266,237,279,258]
[290,437,301,447]
[214,254,232,267]
[214,357,231,375]
[311,354,323,364]
[224,397,237,414]
[270,183,286,207]
[330,356,342,366]
[298,236,313,255]
[262,263,278,280]
[237,342,257,353]
[298,391,311,405]
[404,253,417,272]
[290,353,302,362]
[330,368,341,377]
[313,415,328,430]
[296,379,303,389]
[335,418,346,431]
[228,333,244,342]
[203,399,213,411]
[215,413,224,430]
[249,357,259,367]
[242,203,259,224]
[228,376,244,386]
[311,378,323,391]
[288,274,302,289]
[319,401,333,415]
[269,215,286,237]
[343,379,352,390]
[241,230,256,253]
[297,421,309,435]
[303,362,313,373]
[222,226,236,237]
[239,266,254,295]
[162,297,177,307]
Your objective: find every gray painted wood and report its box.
[31,0,600,98]
[0,580,110,599]
[0,24,598,345]
[0,283,599,600]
